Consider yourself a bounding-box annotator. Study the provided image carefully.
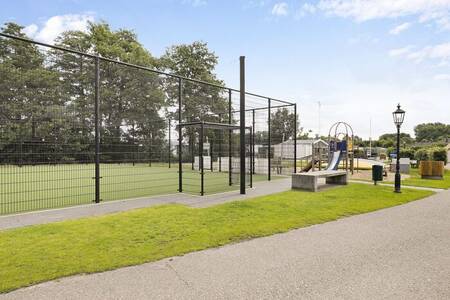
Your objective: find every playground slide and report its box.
[301,159,319,172]
[327,151,342,171]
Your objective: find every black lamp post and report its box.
[392,104,405,193]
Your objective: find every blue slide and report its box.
[327,150,342,171]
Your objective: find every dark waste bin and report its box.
[372,165,383,184]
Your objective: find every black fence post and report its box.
[252,109,255,175]
[149,132,152,167]
[168,118,171,168]
[240,56,246,195]
[200,122,204,196]
[228,89,232,186]
[191,131,194,171]
[250,127,253,188]
[268,98,271,181]
[294,103,297,174]
[178,78,182,192]
[218,114,222,172]
[210,138,213,172]
[94,56,101,203]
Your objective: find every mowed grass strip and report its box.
[386,169,450,189]
[0,184,433,293]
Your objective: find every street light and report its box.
[392,104,405,193]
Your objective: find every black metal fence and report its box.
[0,32,297,215]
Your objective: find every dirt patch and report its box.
[351,170,410,182]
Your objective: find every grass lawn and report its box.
[0,163,278,215]
[0,183,433,293]
[387,168,450,189]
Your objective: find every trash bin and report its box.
[372,165,383,184]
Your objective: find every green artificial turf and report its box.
[0,183,433,293]
[0,163,280,215]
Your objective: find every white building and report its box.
[273,139,328,159]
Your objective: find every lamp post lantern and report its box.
[392,104,405,193]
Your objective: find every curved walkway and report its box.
[1,190,449,299]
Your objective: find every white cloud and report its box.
[299,0,450,31]
[245,0,267,8]
[348,35,379,45]
[317,0,450,21]
[434,73,450,80]
[388,45,414,57]
[271,2,289,16]
[389,22,412,35]
[389,42,450,64]
[24,14,94,44]
[295,3,317,19]
[296,3,317,18]
[302,3,317,14]
[183,0,206,7]
[23,24,38,37]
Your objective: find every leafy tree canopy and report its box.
[414,122,450,143]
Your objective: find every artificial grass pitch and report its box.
[0,163,277,215]
[0,183,433,293]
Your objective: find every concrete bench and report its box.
[292,170,348,192]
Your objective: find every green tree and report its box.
[0,22,60,163]
[270,108,298,144]
[161,41,228,154]
[161,41,228,120]
[375,133,414,148]
[414,123,450,143]
[51,22,166,161]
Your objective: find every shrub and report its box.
[354,149,365,158]
[399,148,415,159]
[414,148,430,161]
[414,146,447,163]
[430,147,447,163]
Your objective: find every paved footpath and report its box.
[2,190,449,299]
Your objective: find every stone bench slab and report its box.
[292,171,348,192]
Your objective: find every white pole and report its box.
[369,117,372,158]
[317,101,321,137]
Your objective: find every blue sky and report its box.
[2,0,450,139]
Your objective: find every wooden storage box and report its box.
[419,161,444,179]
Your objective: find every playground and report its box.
[1,26,449,298]
[292,121,449,191]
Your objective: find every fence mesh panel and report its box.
[0,34,296,215]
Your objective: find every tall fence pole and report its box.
[178,78,182,192]
[210,138,214,172]
[218,113,222,172]
[268,98,271,181]
[252,109,255,175]
[200,122,204,196]
[250,127,253,188]
[168,118,171,168]
[228,89,232,186]
[294,103,297,173]
[240,56,246,195]
[94,56,101,203]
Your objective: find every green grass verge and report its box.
[0,163,281,215]
[387,169,450,189]
[0,183,433,293]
